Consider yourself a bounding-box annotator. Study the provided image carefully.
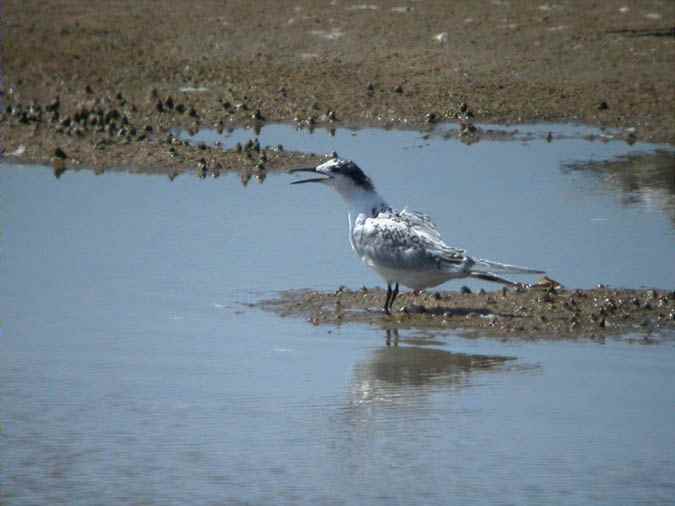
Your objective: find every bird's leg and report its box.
[389,283,399,313]
[384,283,392,314]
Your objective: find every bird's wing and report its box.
[354,209,467,271]
[396,209,467,263]
[397,208,442,242]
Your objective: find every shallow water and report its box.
[1,124,675,505]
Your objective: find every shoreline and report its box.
[258,286,675,341]
[1,115,665,179]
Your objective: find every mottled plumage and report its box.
[290,157,544,313]
[351,208,472,290]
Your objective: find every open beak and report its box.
[288,167,330,185]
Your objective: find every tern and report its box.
[290,158,545,314]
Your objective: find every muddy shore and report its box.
[259,285,675,340]
[2,0,675,172]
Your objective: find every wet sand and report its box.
[2,0,675,171]
[259,285,675,340]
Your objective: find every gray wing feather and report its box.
[354,208,467,271]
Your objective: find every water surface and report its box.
[1,124,674,505]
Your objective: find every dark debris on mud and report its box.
[259,285,675,341]
[0,91,324,176]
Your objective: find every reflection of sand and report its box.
[566,151,675,225]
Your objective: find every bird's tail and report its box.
[472,258,545,275]
[468,259,545,286]
[469,271,519,286]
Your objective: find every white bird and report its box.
[290,157,545,314]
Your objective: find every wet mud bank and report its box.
[0,91,324,177]
[259,286,675,340]
[2,0,675,173]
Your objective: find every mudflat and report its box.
[2,0,674,172]
[259,286,675,340]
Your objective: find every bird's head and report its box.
[289,157,375,196]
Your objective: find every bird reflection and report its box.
[385,328,399,346]
[348,329,513,409]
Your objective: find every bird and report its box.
[290,157,545,314]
